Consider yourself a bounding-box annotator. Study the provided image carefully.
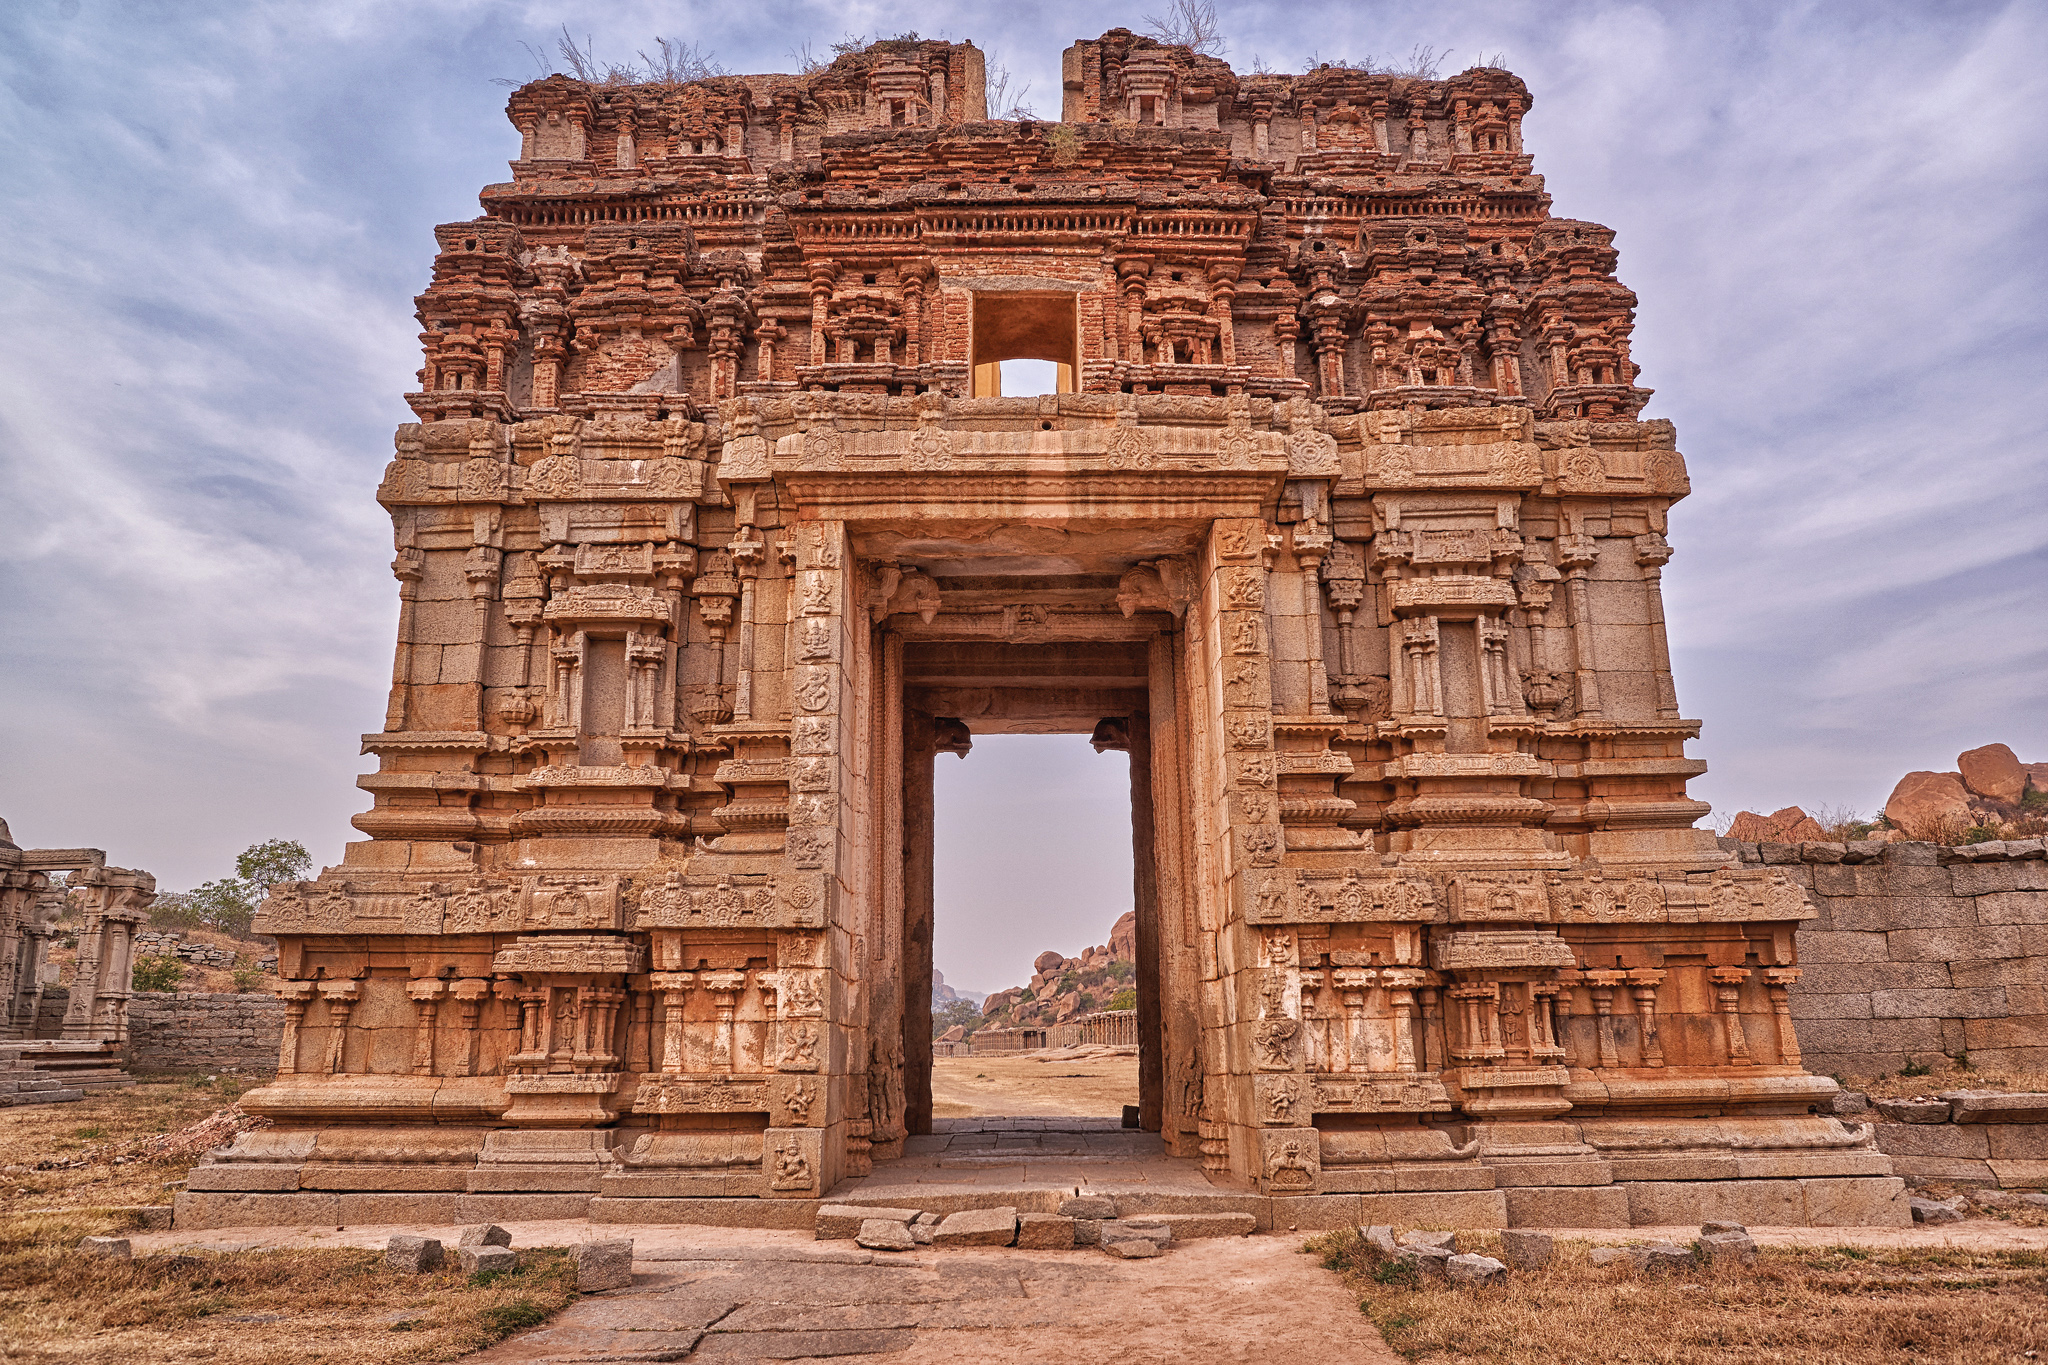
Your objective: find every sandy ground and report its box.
[930,1053,1138,1117]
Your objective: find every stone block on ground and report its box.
[815,1204,921,1240]
[1103,1236,1162,1258]
[459,1223,511,1248]
[1696,1229,1758,1267]
[1910,1196,1966,1225]
[1101,1219,1172,1245]
[856,1219,915,1252]
[1015,1212,1076,1249]
[1057,1194,1115,1219]
[1446,1253,1508,1286]
[1144,1212,1254,1239]
[1499,1229,1554,1270]
[384,1234,442,1273]
[1398,1230,1459,1252]
[78,1236,131,1259]
[575,1238,634,1291]
[1630,1242,1695,1274]
[458,1244,514,1275]
[932,1207,1017,1248]
[909,1222,933,1245]
[1071,1217,1102,1246]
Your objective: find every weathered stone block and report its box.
[1144,1212,1254,1239]
[1947,1091,2048,1122]
[459,1223,512,1248]
[1974,892,2048,925]
[385,1234,443,1273]
[1802,1177,1912,1226]
[816,1204,920,1240]
[1498,1229,1553,1269]
[1446,1252,1507,1285]
[1874,1123,1988,1158]
[1014,1212,1076,1249]
[1357,1190,1507,1228]
[1872,987,2009,1019]
[575,1238,634,1291]
[78,1237,131,1259]
[932,1207,1017,1248]
[1623,1180,1803,1228]
[856,1219,915,1251]
[1056,1195,1116,1219]
[458,1244,514,1275]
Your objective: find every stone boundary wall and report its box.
[124,992,283,1075]
[1721,835,2048,1076]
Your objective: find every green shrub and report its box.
[1108,987,1137,1011]
[131,955,185,992]
[479,1300,550,1337]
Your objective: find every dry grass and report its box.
[0,1079,581,1362]
[1308,1228,2048,1364]
[1845,1059,2048,1099]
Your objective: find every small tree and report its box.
[132,955,184,993]
[932,997,983,1039]
[1108,987,1138,1011]
[160,839,313,938]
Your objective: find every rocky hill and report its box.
[936,911,1137,1043]
[1723,743,2046,848]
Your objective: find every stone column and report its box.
[383,547,425,733]
[408,978,446,1075]
[1626,969,1667,1067]
[1764,967,1803,1066]
[1710,967,1753,1065]
[317,979,362,1075]
[900,710,936,1136]
[1555,532,1602,718]
[1634,532,1681,718]
[275,981,314,1075]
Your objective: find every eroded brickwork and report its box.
[198,32,1899,1228]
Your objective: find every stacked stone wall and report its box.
[1723,837,2048,1076]
[124,992,283,1074]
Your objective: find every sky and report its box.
[1,0,2043,994]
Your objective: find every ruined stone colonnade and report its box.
[187,31,1902,1228]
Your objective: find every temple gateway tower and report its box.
[191,32,1902,1228]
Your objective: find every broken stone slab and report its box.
[1142,1212,1254,1240]
[2022,1193,2048,1210]
[1015,1212,1076,1250]
[1398,1230,1459,1253]
[856,1219,916,1252]
[1100,1220,1172,1245]
[385,1234,443,1273]
[575,1238,634,1291]
[459,1223,511,1248]
[1446,1253,1508,1287]
[1071,1218,1102,1246]
[816,1204,922,1241]
[78,1236,131,1260]
[1875,1098,1954,1124]
[1700,1221,1749,1236]
[909,1223,933,1246]
[1695,1230,1758,1267]
[458,1244,514,1275]
[1632,1243,1696,1274]
[932,1207,1017,1248]
[1832,1091,1871,1116]
[1498,1230,1553,1271]
[1970,1189,2022,1210]
[1058,1194,1116,1219]
[1102,1237,1163,1258]
[1910,1196,1967,1225]
[1943,1092,2048,1123]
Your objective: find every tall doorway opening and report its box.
[928,734,1137,1121]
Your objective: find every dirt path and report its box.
[930,1053,1138,1117]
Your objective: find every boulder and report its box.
[857,1219,916,1252]
[1958,744,2027,805]
[459,1244,514,1275]
[1446,1253,1508,1286]
[938,1025,966,1044]
[1499,1230,1553,1271]
[1035,950,1066,975]
[1884,771,1972,833]
[575,1238,634,1291]
[1110,911,1138,962]
[458,1224,511,1248]
[1727,807,1826,843]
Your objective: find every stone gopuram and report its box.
[197,32,1901,1228]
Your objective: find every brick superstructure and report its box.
[194,32,1904,1231]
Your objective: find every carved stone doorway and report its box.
[869,608,1208,1159]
